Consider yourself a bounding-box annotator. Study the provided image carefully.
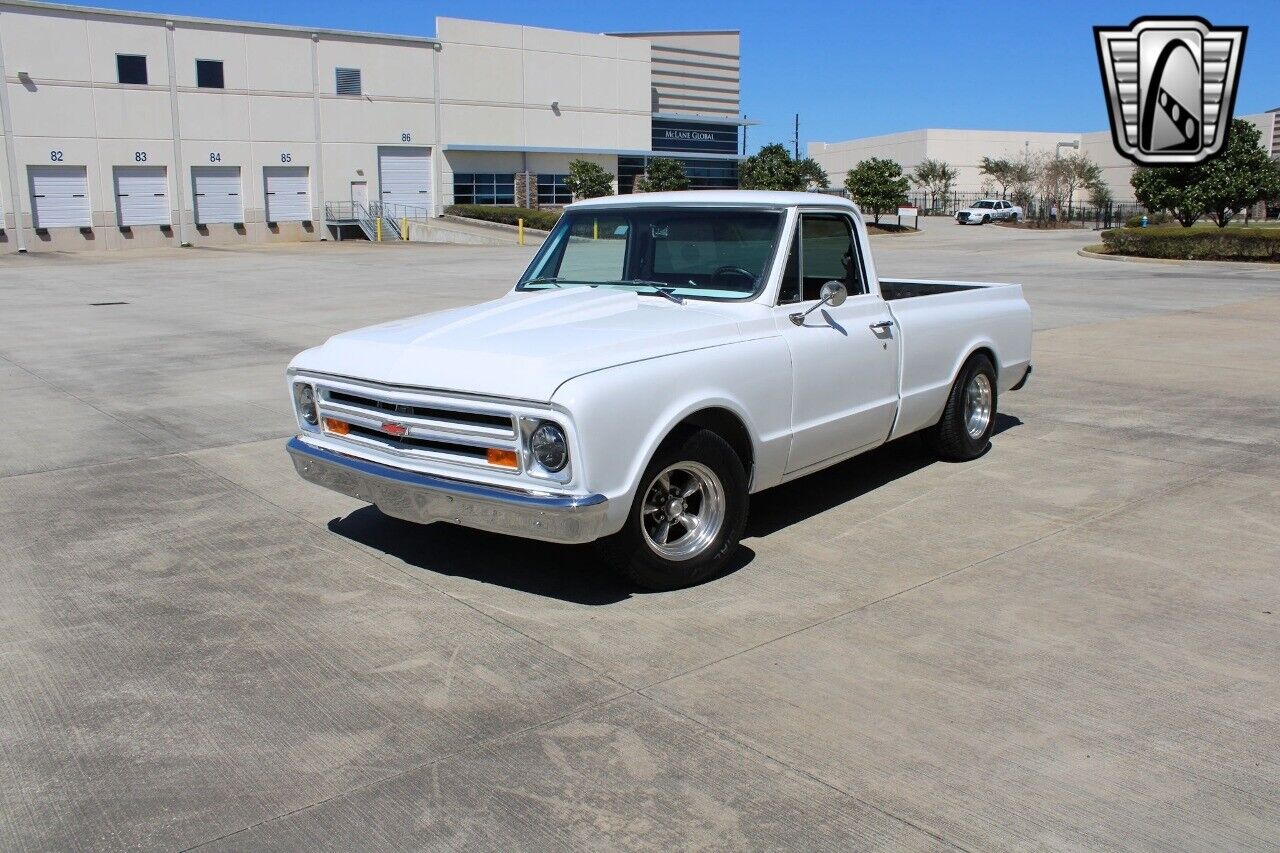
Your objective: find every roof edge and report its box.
[0,0,440,45]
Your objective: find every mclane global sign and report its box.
[651,119,739,155]
[1094,16,1247,166]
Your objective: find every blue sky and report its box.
[72,0,1279,151]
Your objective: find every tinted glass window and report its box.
[117,54,147,85]
[196,59,224,89]
[801,214,863,299]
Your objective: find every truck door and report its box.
[776,212,899,474]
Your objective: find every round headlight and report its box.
[293,382,318,425]
[529,422,568,472]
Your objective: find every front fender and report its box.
[552,338,793,536]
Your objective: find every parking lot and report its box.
[2,219,1278,850]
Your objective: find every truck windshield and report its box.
[518,207,784,301]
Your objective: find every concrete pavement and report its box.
[1,220,1277,850]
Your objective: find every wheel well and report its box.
[965,346,999,382]
[664,407,754,478]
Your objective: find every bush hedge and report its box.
[1124,211,1174,228]
[444,205,561,231]
[1100,226,1280,261]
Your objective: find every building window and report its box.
[335,67,362,96]
[196,59,224,89]
[116,54,148,85]
[618,156,738,194]
[537,174,573,205]
[453,173,515,205]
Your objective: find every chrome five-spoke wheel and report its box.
[640,462,725,561]
[964,372,993,440]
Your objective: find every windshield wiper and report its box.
[611,280,685,304]
[523,276,564,288]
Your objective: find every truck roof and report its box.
[568,190,863,214]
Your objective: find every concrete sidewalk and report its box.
[1,228,1277,850]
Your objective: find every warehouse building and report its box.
[810,110,1279,204]
[0,1,747,252]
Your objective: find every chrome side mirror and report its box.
[789,280,848,325]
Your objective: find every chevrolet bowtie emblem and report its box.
[380,422,408,437]
[1094,16,1247,166]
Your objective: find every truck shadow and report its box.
[327,413,1020,603]
[748,413,1021,538]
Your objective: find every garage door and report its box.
[114,166,169,226]
[29,165,91,228]
[263,166,310,222]
[191,166,242,224]
[378,147,432,214]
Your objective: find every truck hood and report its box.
[290,287,753,401]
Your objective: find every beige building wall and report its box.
[436,17,650,155]
[814,111,1279,206]
[611,30,740,119]
[0,0,439,253]
[810,129,1081,196]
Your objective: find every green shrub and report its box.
[1124,211,1174,228]
[1100,226,1280,261]
[445,205,561,231]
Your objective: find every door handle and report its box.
[869,320,894,331]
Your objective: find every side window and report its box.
[800,214,864,300]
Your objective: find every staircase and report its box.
[323,201,405,242]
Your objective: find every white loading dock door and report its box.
[191,166,243,225]
[114,166,170,226]
[377,147,432,214]
[263,166,310,222]
[29,165,91,228]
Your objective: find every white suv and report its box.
[956,199,1021,224]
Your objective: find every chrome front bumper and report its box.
[286,437,610,544]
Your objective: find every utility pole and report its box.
[742,115,747,156]
[793,114,800,159]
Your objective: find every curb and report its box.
[1076,247,1280,270]
[439,215,552,238]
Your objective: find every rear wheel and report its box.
[601,428,747,591]
[927,353,997,461]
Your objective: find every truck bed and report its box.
[879,279,985,300]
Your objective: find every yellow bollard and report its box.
[401,217,408,241]
[593,219,598,240]
[518,218,524,246]
[375,217,382,242]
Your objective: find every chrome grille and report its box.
[310,379,520,471]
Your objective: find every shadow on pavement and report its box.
[328,413,1021,601]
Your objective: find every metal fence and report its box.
[813,187,1147,230]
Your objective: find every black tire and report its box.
[600,428,748,591]
[927,353,998,461]
[981,214,991,224]
[1008,212,1018,223]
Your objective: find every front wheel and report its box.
[600,428,748,591]
[982,214,991,224]
[927,353,998,461]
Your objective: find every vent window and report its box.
[335,67,362,96]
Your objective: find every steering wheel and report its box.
[710,265,756,287]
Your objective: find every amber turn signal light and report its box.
[323,417,350,436]
[486,448,518,469]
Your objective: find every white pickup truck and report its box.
[286,191,1032,589]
